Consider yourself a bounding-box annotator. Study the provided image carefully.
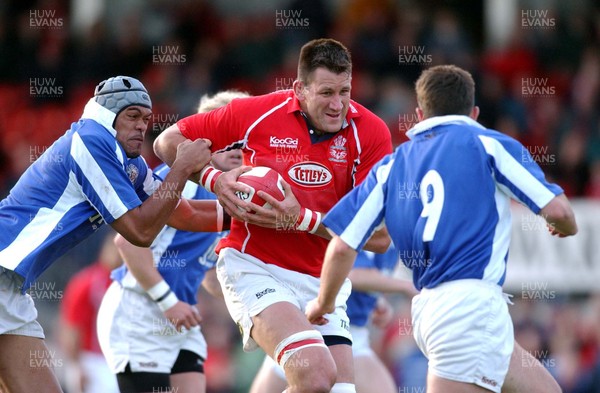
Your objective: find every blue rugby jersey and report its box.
[0,100,159,291]
[111,164,225,305]
[346,246,399,327]
[324,115,563,291]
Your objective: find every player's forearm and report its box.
[114,234,163,290]
[540,193,578,236]
[154,125,188,167]
[312,224,332,240]
[349,268,416,295]
[317,236,357,311]
[168,200,228,232]
[116,167,190,246]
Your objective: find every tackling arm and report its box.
[167,199,230,232]
[111,139,211,247]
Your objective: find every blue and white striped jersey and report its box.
[0,99,160,291]
[111,164,224,305]
[324,115,563,291]
[346,246,399,327]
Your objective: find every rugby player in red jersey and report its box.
[155,38,392,393]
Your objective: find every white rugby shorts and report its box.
[97,282,207,374]
[216,247,352,351]
[0,267,45,338]
[411,279,514,393]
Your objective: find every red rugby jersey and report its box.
[177,90,392,277]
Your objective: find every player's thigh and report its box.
[427,371,492,393]
[329,343,354,383]
[501,341,561,393]
[170,372,205,393]
[251,301,319,355]
[0,335,62,393]
[354,355,397,393]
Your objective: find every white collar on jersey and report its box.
[406,115,485,140]
[80,98,118,137]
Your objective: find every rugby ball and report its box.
[235,166,285,210]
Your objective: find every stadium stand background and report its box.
[1,0,599,391]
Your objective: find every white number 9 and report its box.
[419,170,444,242]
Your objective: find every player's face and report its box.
[297,68,351,134]
[114,106,152,158]
[211,149,243,171]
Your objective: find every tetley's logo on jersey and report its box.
[288,162,332,187]
[270,136,299,148]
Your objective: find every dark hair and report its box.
[415,65,475,118]
[297,38,352,83]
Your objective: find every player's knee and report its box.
[292,371,336,393]
[274,330,337,392]
[274,330,328,369]
[286,351,336,393]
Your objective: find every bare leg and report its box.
[0,335,63,393]
[354,354,396,393]
[329,343,355,388]
[501,341,561,393]
[249,357,288,393]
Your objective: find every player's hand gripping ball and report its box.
[235,166,285,211]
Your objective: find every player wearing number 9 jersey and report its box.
[307,65,577,393]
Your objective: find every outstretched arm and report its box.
[167,199,230,232]
[539,193,577,237]
[111,139,211,246]
[348,268,417,296]
[306,235,357,325]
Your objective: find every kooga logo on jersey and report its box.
[269,136,299,148]
[288,162,332,187]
